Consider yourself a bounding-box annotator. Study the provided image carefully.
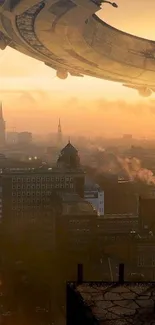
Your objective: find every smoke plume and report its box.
[86,147,155,185]
[117,156,155,185]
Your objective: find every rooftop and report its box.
[61,193,98,215]
[0,167,84,175]
[71,282,155,325]
[61,141,78,154]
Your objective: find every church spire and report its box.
[58,118,61,133]
[0,102,4,120]
[57,117,62,147]
[0,101,5,146]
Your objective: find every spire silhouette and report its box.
[0,102,4,120]
[58,118,61,133]
[57,117,62,146]
[0,101,5,146]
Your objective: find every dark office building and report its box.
[138,196,155,233]
[0,141,85,223]
[55,192,97,280]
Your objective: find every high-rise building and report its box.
[6,131,18,144]
[0,142,85,224]
[57,141,85,197]
[84,178,104,216]
[57,118,62,147]
[55,192,97,258]
[17,132,32,145]
[0,102,6,146]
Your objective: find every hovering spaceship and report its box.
[1,0,155,97]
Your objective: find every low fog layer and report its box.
[2,95,155,137]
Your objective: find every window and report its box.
[36,177,41,182]
[26,178,30,182]
[46,177,50,182]
[152,254,155,266]
[137,255,144,267]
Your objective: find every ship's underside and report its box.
[1,0,155,96]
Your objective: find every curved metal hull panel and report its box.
[1,0,155,96]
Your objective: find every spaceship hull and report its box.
[1,0,155,95]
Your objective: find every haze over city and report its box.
[1,1,155,324]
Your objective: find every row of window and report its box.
[12,183,74,189]
[12,177,73,182]
[137,256,155,266]
[69,219,90,223]
[69,229,90,232]
[103,220,138,224]
[12,205,51,210]
[12,185,74,196]
[12,212,51,218]
[12,198,50,203]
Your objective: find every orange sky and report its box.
[1,0,155,136]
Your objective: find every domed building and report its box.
[56,141,85,198]
[57,141,80,169]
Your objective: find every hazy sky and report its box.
[1,0,155,135]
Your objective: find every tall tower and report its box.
[0,102,5,146]
[57,118,62,147]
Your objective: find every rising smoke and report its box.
[86,147,155,185]
[117,156,155,185]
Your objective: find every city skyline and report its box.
[1,97,155,138]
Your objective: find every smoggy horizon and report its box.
[1,97,155,138]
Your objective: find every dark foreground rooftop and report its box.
[67,281,155,325]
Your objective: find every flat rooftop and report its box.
[72,282,155,324]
